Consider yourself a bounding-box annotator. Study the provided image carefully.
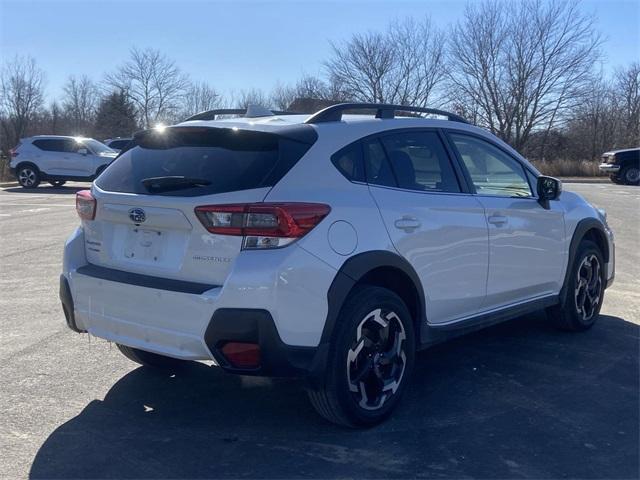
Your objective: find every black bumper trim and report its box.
[76,264,219,295]
[204,308,321,377]
[59,275,85,333]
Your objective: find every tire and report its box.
[620,165,640,185]
[307,286,415,427]
[116,344,189,369]
[546,240,605,331]
[48,180,66,187]
[16,165,41,188]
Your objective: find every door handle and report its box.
[394,216,421,232]
[488,215,508,225]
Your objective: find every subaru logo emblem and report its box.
[128,208,146,223]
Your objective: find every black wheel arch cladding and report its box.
[560,218,609,304]
[321,250,426,346]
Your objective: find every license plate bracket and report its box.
[124,227,164,262]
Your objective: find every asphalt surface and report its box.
[0,182,638,479]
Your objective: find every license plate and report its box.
[124,227,164,262]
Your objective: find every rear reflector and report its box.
[76,190,96,220]
[195,203,330,249]
[220,342,261,369]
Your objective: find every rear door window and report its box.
[364,138,397,187]
[33,139,68,152]
[380,131,460,193]
[95,127,314,197]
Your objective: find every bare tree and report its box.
[325,17,445,106]
[614,62,640,145]
[448,0,602,151]
[62,75,98,134]
[270,74,342,110]
[180,81,221,118]
[235,88,269,108]
[105,47,189,127]
[0,55,45,150]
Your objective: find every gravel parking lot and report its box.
[1,182,638,479]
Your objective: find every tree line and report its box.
[1,0,638,173]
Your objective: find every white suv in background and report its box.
[60,104,615,427]
[103,137,133,152]
[10,136,117,188]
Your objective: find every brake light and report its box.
[9,148,18,157]
[76,190,96,220]
[195,203,331,249]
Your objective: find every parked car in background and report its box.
[103,137,132,152]
[599,147,640,185]
[61,104,615,427]
[9,136,118,188]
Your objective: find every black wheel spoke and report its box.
[347,308,407,411]
[574,254,602,322]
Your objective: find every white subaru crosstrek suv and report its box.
[61,104,615,427]
[10,135,117,188]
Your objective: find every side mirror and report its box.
[77,148,88,156]
[537,175,562,209]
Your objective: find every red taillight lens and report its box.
[76,190,96,220]
[9,148,18,157]
[220,342,261,369]
[194,203,330,249]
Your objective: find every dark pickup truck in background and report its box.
[599,147,640,185]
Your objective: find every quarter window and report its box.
[331,143,365,182]
[380,131,460,193]
[449,133,532,197]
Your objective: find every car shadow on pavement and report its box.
[29,313,639,479]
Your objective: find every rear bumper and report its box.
[61,227,335,377]
[599,163,620,173]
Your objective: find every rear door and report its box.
[364,130,489,325]
[86,126,314,286]
[446,132,565,309]
[31,139,69,175]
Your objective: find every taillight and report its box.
[9,148,18,157]
[76,190,96,220]
[194,203,331,249]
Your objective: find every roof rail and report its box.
[183,105,300,122]
[304,103,468,124]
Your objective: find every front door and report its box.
[447,132,565,310]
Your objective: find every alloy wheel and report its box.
[18,168,36,187]
[346,308,407,411]
[625,167,640,184]
[574,254,602,322]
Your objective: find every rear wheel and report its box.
[17,165,40,188]
[116,344,189,369]
[48,180,66,187]
[621,165,640,185]
[547,240,604,331]
[307,286,415,427]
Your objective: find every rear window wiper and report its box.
[141,176,212,193]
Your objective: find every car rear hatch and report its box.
[83,125,316,287]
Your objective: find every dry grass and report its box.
[530,159,605,177]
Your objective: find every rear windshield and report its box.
[95,127,314,196]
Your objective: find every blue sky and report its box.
[1,0,639,103]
